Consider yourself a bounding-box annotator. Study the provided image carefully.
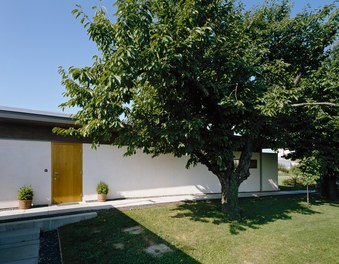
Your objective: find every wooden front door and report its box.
[52,143,82,204]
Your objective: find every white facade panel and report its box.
[238,152,261,192]
[0,139,51,208]
[82,144,221,201]
[82,145,266,201]
[261,153,279,191]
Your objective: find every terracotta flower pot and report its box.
[18,200,32,209]
[97,194,107,202]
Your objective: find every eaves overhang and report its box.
[0,106,75,127]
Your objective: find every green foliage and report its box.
[17,186,33,200]
[294,156,321,187]
[96,181,109,194]
[282,175,303,187]
[292,156,321,203]
[282,42,339,199]
[59,0,338,160]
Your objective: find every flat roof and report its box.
[0,106,74,126]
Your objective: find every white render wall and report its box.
[237,152,261,192]
[262,153,279,191]
[0,139,278,208]
[0,139,51,208]
[82,145,220,201]
[82,145,266,201]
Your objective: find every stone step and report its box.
[0,227,40,245]
[1,258,39,264]
[0,239,39,263]
[0,238,39,250]
[0,212,97,264]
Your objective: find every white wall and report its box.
[83,145,221,201]
[83,145,265,201]
[261,153,279,191]
[238,152,261,192]
[0,139,51,208]
[0,140,278,208]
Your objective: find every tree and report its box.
[283,44,339,200]
[57,0,339,218]
[293,156,320,204]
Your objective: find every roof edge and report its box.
[0,106,74,126]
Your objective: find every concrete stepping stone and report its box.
[123,226,144,235]
[144,243,172,257]
[113,243,124,250]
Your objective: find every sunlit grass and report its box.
[59,195,339,264]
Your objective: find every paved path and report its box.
[0,191,311,222]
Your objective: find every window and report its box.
[234,159,258,169]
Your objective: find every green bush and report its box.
[96,181,109,194]
[282,176,303,187]
[17,186,34,200]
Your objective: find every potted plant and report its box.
[17,186,33,209]
[96,181,109,202]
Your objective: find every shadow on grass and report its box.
[172,195,324,235]
[59,208,199,264]
[329,202,339,207]
[311,195,339,207]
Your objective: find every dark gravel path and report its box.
[39,230,62,264]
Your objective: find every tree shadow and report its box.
[328,202,339,207]
[172,195,324,235]
[309,193,339,207]
[59,207,199,264]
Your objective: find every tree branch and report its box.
[194,151,212,170]
[236,139,253,184]
[293,72,302,86]
[291,102,338,107]
[228,83,238,101]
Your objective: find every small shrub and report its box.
[282,176,303,187]
[96,181,109,194]
[17,186,34,200]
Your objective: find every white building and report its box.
[0,106,278,209]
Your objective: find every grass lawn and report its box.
[59,195,339,264]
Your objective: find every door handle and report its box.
[54,172,60,181]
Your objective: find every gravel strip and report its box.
[39,230,62,264]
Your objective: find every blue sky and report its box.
[0,0,336,113]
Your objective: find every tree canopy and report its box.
[58,0,339,217]
[284,43,339,200]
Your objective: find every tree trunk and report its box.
[219,171,240,219]
[321,171,338,200]
[327,172,338,200]
[196,139,254,218]
[216,139,254,219]
[306,185,309,204]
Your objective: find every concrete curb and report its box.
[0,212,97,232]
[0,191,312,222]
